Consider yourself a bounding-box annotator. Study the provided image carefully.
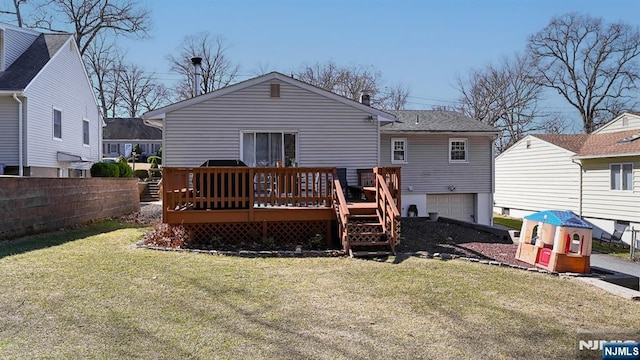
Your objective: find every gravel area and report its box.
[127,203,529,266]
[398,217,532,267]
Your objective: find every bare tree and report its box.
[85,36,124,118]
[30,0,151,55]
[383,83,411,110]
[457,54,563,152]
[118,63,170,117]
[294,61,394,107]
[528,13,640,133]
[167,32,240,100]
[0,0,26,26]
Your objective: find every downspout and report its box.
[12,93,23,176]
[571,159,583,217]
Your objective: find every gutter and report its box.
[12,93,23,176]
[571,159,583,217]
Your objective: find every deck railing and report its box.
[162,167,336,214]
[375,173,401,251]
[374,166,401,212]
[332,179,351,250]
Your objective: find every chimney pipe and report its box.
[360,90,371,106]
[191,56,202,97]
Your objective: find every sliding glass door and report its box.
[242,132,297,167]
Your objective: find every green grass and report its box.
[1,222,640,359]
[493,214,523,229]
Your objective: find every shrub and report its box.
[308,233,324,249]
[90,162,120,177]
[116,161,134,178]
[134,169,149,180]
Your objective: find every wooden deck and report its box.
[161,166,401,251]
[162,167,337,224]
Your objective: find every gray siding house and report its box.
[0,22,101,177]
[381,110,498,224]
[143,72,498,225]
[103,118,162,160]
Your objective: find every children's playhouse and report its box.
[515,210,593,273]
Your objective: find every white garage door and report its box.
[427,194,475,223]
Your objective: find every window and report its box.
[108,143,118,154]
[568,234,582,254]
[391,138,407,164]
[610,163,633,190]
[53,109,62,139]
[82,120,90,145]
[449,138,468,162]
[242,132,297,167]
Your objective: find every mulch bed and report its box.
[128,205,531,266]
[398,217,533,268]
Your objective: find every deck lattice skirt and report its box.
[184,220,331,247]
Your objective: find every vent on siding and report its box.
[270,83,280,98]
[526,140,531,149]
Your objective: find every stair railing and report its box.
[333,179,351,252]
[375,173,401,252]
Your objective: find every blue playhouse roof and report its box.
[524,210,592,229]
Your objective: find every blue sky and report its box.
[117,1,640,114]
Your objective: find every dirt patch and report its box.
[127,205,530,266]
[398,217,532,267]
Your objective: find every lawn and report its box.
[1,222,639,359]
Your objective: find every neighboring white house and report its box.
[103,118,162,161]
[143,72,498,225]
[494,112,640,244]
[0,22,101,177]
[381,110,498,224]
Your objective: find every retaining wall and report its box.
[0,177,140,239]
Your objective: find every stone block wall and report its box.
[0,177,140,239]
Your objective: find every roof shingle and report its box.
[103,118,162,140]
[0,33,71,91]
[381,110,498,133]
[533,130,640,158]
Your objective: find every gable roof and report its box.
[381,110,498,133]
[532,134,589,153]
[528,130,640,159]
[142,72,396,126]
[592,112,640,134]
[573,129,640,159]
[524,210,592,229]
[0,33,72,91]
[104,118,162,140]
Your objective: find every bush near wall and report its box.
[0,177,139,240]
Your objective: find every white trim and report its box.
[573,152,640,160]
[609,162,634,191]
[53,107,63,140]
[592,112,640,134]
[448,138,469,163]
[0,22,40,35]
[142,72,396,124]
[239,130,298,167]
[390,138,408,164]
[82,118,90,145]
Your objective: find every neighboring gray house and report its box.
[0,22,101,177]
[381,110,498,225]
[103,118,162,160]
[494,112,640,244]
[143,72,498,225]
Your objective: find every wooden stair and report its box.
[345,203,392,257]
[332,170,401,258]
